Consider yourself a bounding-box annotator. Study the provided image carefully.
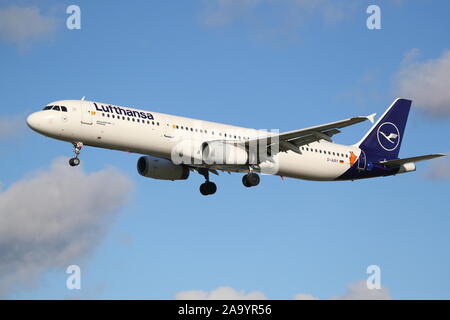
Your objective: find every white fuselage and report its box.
[27,100,363,181]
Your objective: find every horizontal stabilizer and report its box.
[377,154,446,167]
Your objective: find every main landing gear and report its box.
[69,142,83,167]
[198,168,217,196]
[242,172,260,188]
[197,170,260,195]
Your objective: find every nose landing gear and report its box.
[69,142,83,167]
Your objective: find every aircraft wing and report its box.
[243,113,377,154]
[377,154,446,167]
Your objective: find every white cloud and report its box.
[177,281,391,300]
[0,115,25,140]
[332,280,391,300]
[0,158,133,297]
[293,293,318,300]
[424,157,450,180]
[175,286,267,300]
[0,6,57,49]
[395,49,450,116]
[202,0,263,27]
[200,0,355,40]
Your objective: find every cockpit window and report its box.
[43,105,67,111]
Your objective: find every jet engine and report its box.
[137,156,190,180]
[202,141,248,165]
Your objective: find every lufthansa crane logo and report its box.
[377,122,400,151]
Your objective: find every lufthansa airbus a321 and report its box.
[26,98,445,195]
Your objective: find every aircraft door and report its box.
[163,123,175,139]
[81,100,93,125]
[357,150,366,170]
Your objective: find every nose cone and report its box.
[26,112,40,131]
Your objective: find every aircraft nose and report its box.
[26,112,40,130]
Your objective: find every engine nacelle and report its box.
[170,139,204,165]
[137,156,189,180]
[398,162,416,173]
[202,141,248,165]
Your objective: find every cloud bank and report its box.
[332,280,391,300]
[424,157,450,180]
[175,286,267,300]
[202,0,352,26]
[293,293,318,300]
[0,6,57,49]
[176,280,391,300]
[0,158,133,297]
[201,0,262,27]
[395,49,450,117]
[200,0,355,41]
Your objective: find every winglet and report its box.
[366,113,376,124]
[81,96,85,101]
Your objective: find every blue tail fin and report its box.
[356,98,412,160]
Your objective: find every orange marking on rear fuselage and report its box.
[349,151,357,165]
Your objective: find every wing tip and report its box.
[366,113,377,124]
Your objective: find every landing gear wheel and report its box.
[242,176,251,187]
[69,142,83,167]
[198,169,217,196]
[200,183,208,195]
[242,172,260,187]
[200,181,217,195]
[69,158,80,167]
[207,181,217,195]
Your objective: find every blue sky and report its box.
[1,0,450,299]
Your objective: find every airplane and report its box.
[26,98,445,195]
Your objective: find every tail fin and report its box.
[356,98,412,160]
